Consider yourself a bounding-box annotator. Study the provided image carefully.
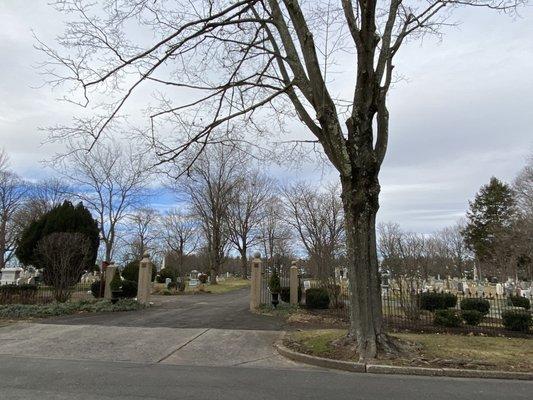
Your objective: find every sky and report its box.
[1,1,532,234]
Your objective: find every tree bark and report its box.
[340,171,397,360]
[240,247,248,279]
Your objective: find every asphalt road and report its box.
[40,287,285,330]
[2,288,531,399]
[0,355,530,400]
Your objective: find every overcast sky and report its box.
[1,1,532,234]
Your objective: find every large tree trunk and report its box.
[0,218,6,270]
[340,173,397,360]
[240,249,248,279]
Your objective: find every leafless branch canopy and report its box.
[39,0,523,174]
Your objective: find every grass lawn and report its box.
[190,278,250,294]
[153,278,250,295]
[285,329,533,372]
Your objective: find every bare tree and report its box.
[36,232,92,302]
[259,195,293,268]
[57,140,151,262]
[0,167,27,269]
[159,208,199,277]
[123,207,160,261]
[40,0,525,359]
[180,146,242,284]
[514,155,533,215]
[227,170,272,278]
[282,182,344,283]
[378,222,425,320]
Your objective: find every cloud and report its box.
[0,2,531,234]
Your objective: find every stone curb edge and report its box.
[275,343,533,381]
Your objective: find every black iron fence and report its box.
[261,276,532,336]
[0,283,94,305]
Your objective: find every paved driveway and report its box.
[40,287,284,330]
[0,288,294,369]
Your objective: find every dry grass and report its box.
[285,329,533,372]
[152,278,250,296]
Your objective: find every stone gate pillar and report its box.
[290,261,299,305]
[250,252,262,311]
[104,263,117,300]
[137,252,153,305]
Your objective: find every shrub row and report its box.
[434,309,531,332]
[0,299,144,319]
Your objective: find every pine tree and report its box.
[462,177,517,267]
[15,201,99,268]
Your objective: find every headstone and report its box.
[495,283,503,296]
[0,267,22,285]
[303,280,311,290]
[189,279,199,287]
[165,278,172,286]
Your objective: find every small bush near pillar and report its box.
[305,288,330,309]
[280,286,301,303]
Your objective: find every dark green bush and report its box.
[305,288,330,309]
[420,292,457,311]
[460,298,490,316]
[120,280,137,298]
[110,270,122,292]
[501,310,531,332]
[156,268,176,284]
[509,296,531,310]
[280,286,302,303]
[122,260,157,282]
[461,309,483,326]
[434,309,462,327]
[90,280,104,298]
[268,270,281,293]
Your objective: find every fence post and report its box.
[137,252,153,305]
[290,261,299,305]
[250,252,262,311]
[104,263,117,300]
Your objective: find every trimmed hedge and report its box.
[0,299,144,319]
[509,296,531,310]
[120,280,138,298]
[305,288,330,309]
[434,309,462,327]
[461,309,483,326]
[501,310,531,332]
[460,298,490,316]
[420,292,457,311]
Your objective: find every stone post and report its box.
[104,264,117,300]
[250,252,262,311]
[290,261,299,305]
[137,253,153,305]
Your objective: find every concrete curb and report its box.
[275,343,533,381]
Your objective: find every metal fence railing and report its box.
[0,283,94,305]
[262,276,532,336]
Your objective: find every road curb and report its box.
[275,343,533,381]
